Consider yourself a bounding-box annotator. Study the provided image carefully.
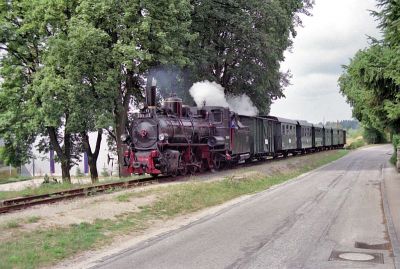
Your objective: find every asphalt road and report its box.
[94,145,395,269]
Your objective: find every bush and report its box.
[390,134,400,165]
[363,126,386,144]
[101,167,110,177]
[346,139,366,150]
[75,167,84,177]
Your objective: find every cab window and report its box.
[212,110,222,123]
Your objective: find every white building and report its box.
[23,133,118,177]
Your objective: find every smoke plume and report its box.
[189,81,259,116]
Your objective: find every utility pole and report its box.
[32,156,35,177]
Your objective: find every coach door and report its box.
[263,119,274,153]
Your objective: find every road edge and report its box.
[80,150,352,268]
[381,163,400,269]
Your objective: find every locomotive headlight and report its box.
[158,133,168,141]
[138,102,147,110]
[120,133,128,142]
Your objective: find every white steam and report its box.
[189,81,259,116]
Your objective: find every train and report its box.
[121,83,346,177]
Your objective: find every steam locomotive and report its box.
[121,82,346,177]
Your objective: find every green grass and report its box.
[115,190,154,202]
[346,139,366,150]
[27,216,41,224]
[0,183,76,201]
[0,150,348,269]
[4,220,21,229]
[0,176,33,185]
[0,168,18,181]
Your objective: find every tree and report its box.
[1,0,196,179]
[37,17,116,182]
[339,0,399,153]
[73,0,196,176]
[0,1,41,168]
[184,0,313,113]
[339,1,400,134]
[339,44,400,133]
[0,0,92,182]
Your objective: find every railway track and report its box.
[0,149,343,215]
[0,177,160,214]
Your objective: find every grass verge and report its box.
[0,150,348,269]
[346,139,366,150]
[0,176,33,185]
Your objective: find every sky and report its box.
[270,0,381,124]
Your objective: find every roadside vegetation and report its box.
[390,134,400,165]
[0,175,32,185]
[339,0,399,166]
[0,150,348,269]
[345,127,365,150]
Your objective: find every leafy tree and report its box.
[339,44,400,134]
[0,0,87,182]
[0,0,195,180]
[36,16,115,182]
[73,0,195,176]
[363,126,386,144]
[339,0,400,140]
[184,0,313,113]
[0,1,41,168]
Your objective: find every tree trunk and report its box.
[48,126,72,183]
[115,116,130,177]
[88,160,99,182]
[61,160,71,183]
[114,70,139,177]
[81,130,102,183]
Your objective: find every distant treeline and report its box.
[319,120,359,130]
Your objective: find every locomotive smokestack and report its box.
[146,78,157,108]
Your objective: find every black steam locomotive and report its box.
[121,83,346,177]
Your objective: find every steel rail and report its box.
[0,177,158,214]
[0,148,343,215]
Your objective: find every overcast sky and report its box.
[270,0,381,124]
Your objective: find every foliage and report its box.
[0,0,195,179]
[75,167,84,178]
[323,120,360,130]
[346,139,366,150]
[339,0,400,138]
[347,127,363,139]
[0,0,85,181]
[363,126,386,144]
[101,166,110,178]
[0,175,31,185]
[155,0,314,113]
[390,134,400,165]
